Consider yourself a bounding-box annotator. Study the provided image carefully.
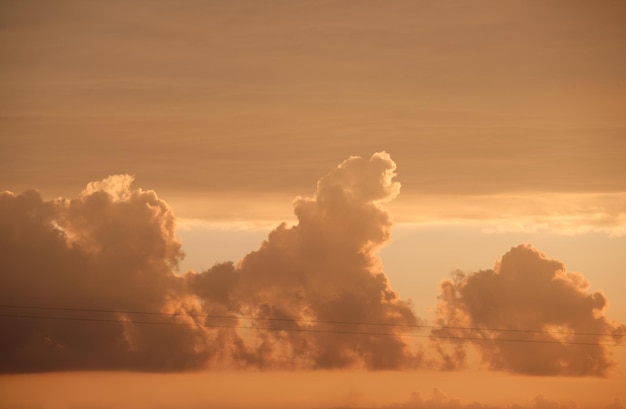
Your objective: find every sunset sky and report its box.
[1,1,626,408]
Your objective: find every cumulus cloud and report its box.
[2,152,624,375]
[0,175,212,371]
[0,152,421,372]
[433,244,626,376]
[186,152,419,369]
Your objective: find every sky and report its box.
[1,1,626,408]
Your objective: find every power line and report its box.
[1,314,623,347]
[0,304,623,339]
[0,314,624,348]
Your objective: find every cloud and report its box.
[433,244,626,376]
[388,192,626,237]
[2,152,624,375]
[4,371,623,409]
[327,389,586,409]
[0,175,211,372]
[186,152,419,369]
[0,152,421,372]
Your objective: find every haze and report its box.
[1,1,625,408]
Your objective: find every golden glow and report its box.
[2,370,625,409]
[1,1,625,408]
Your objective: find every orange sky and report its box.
[2,1,625,201]
[2,369,626,409]
[1,1,626,408]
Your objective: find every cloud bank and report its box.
[434,244,626,376]
[0,152,420,372]
[3,371,624,409]
[330,388,612,409]
[0,152,623,374]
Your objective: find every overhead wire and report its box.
[0,313,623,347]
[1,304,624,347]
[0,304,623,338]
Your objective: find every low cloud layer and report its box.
[3,372,623,409]
[1,152,624,374]
[388,192,626,236]
[331,388,621,409]
[434,244,626,376]
[0,152,420,372]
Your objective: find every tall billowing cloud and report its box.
[187,152,419,369]
[434,244,626,376]
[0,152,420,372]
